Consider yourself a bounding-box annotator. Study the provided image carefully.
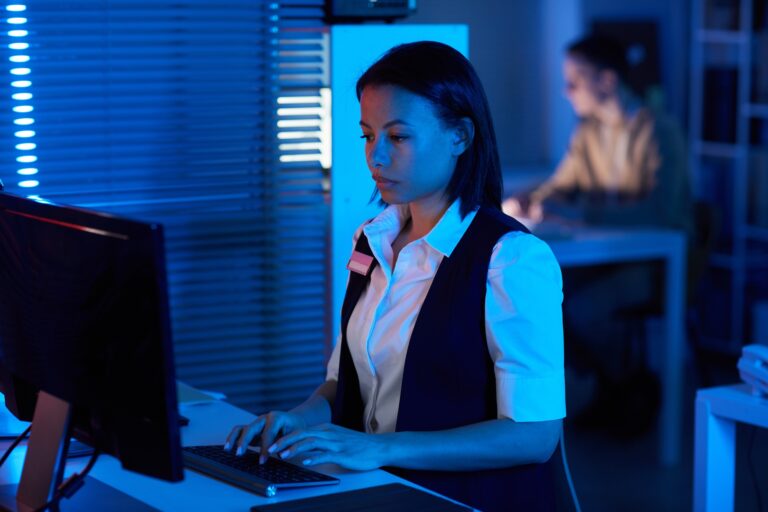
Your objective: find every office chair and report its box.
[602,201,720,436]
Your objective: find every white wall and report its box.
[400,1,551,166]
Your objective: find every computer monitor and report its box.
[0,191,183,510]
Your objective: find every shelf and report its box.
[696,335,743,356]
[711,250,768,269]
[744,225,768,241]
[693,141,745,158]
[691,0,766,349]
[747,255,768,268]
[710,253,736,268]
[696,30,748,44]
[745,104,768,119]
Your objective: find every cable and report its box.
[560,429,582,512]
[33,448,101,512]
[0,424,31,468]
[747,426,764,512]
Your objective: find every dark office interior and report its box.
[0,1,767,511]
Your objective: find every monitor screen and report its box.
[0,191,183,485]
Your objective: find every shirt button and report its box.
[369,418,379,431]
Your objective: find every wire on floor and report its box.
[560,429,582,512]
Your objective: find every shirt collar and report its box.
[423,199,477,258]
[363,199,477,259]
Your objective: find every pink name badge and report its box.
[347,251,374,276]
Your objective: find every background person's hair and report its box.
[356,41,502,218]
[566,35,630,86]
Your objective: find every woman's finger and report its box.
[259,413,294,461]
[300,451,333,467]
[223,425,245,451]
[234,416,266,456]
[278,436,339,460]
[269,426,331,455]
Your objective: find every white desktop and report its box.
[0,397,473,511]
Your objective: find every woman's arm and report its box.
[385,417,561,469]
[267,417,561,471]
[291,379,336,425]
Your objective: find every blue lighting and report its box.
[7,3,38,190]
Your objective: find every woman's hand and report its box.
[224,411,307,463]
[267,423,391,471]
[502,196,544,223]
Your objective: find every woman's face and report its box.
[563,56,609,117]
[359,84,464,210]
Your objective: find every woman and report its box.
[506,36,692,423]
[226,41,565,512]
[505,35,691,233]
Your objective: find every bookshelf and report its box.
[689,0,768,351]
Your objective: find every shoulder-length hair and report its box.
[356,41,502,218]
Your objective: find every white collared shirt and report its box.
[327,200,565,433]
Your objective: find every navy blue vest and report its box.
[332,206,555,512]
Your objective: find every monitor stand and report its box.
[0,391,159,512]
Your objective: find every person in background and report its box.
[225,41,565,512]
[506,34,692,431]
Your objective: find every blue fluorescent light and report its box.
[8,4,38,191]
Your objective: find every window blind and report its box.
[1,0,330,413]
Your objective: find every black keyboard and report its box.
[183,444,339,497]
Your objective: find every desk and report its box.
[0,400,472,511]
[543,227,687,466]
[693,384,768,512]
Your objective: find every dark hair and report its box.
[356,41,502,218]
[566,35,629,85]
